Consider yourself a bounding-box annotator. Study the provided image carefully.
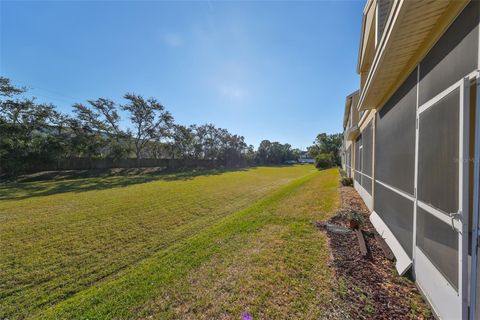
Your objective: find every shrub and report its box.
[315,153,334,169]
[340,177,353,187]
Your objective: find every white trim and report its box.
[354,180,373,211]
[418,78,464,115]
[370,211,412,275]
[418,71,479,115]
[414,76,472,320]
[417,200,462,232]
[358,111,368,126]
[374,0,379,48]
[376,179,415,202]
[358,0,404,110]
[460,77,470,319]
[415,248,461,320]
[469,75,480,320]
[372,114,376,211]
[354,169,373,180]
[413,64,420,273]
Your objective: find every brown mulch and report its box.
[318,186,433,320]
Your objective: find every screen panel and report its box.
[346,146,350,167]
[346,146,352,177]
[419,0,479,105]
[362,175,372,195]
[362,121,373,177]
[377,0,394,42]
[355,135,362,171]
[375,69,417,195]
[374,182,414,258]
[355,135,362,184]
[416,206,459,290]
[418,88,459,214]
[355,170,362,184]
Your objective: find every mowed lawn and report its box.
[0,166,340,319]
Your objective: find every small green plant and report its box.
[362,295,375,316]
[349,211,364,223]
[340,177,353,187]
[348,211,365,229]
[337,276,348,298]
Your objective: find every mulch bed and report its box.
[318,186,433,320]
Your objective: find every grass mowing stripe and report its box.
[38,170,322,320]
[1,165,315,319]
[135,168,339,319]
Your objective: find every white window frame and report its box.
[413,73,477,320]
[469,75,480,320]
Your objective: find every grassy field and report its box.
[0,165,339,319]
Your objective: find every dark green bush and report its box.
[340,176,353,187]
[315,153,334,169]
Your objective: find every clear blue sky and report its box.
[0,0,363,150]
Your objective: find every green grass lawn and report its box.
[0,165,339,319]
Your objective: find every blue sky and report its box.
[0,0,363,149]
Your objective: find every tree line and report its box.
[1,76,341,174]
[308,133,343,169]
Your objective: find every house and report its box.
[298,150,315,164]
[341,90,360,180]
[342,1,480,319]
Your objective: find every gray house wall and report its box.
[361,121,373,195]
[346,1,480,318]
[360,2,480,317]
[355,135,362,184]
[375,68,417,196]
[346,145,352,178]
[372,0,479,261]
[419,0,479,106]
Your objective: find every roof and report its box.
[343,90,360,128]
[357,0,469,110]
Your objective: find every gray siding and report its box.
[377,0,394,42]
[362,121,373,177]
[375,182,414,258]
[419,0,479,105]
[375,68,417,195]
[346,146,352,178]
[355,135,362,185]
[418,88,460,214]
[417,206,458,289]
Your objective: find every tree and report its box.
[169,124,195,159]
[73,98,130,158]
[244,144,256,163]
[255,140,295,164]
[3,76,315,174]
[256,140,272,164]
[196,123,221,159]
[218,131,247,165]
[121,93,173,160]
[0,77,62,174]
[309,133,343,166]
[0,76,24,98]
[269,142,286,164]
[291,148,302,161]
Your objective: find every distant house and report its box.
[342,1,480,319]
[298,158,314,164]
[298,151,315,164]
